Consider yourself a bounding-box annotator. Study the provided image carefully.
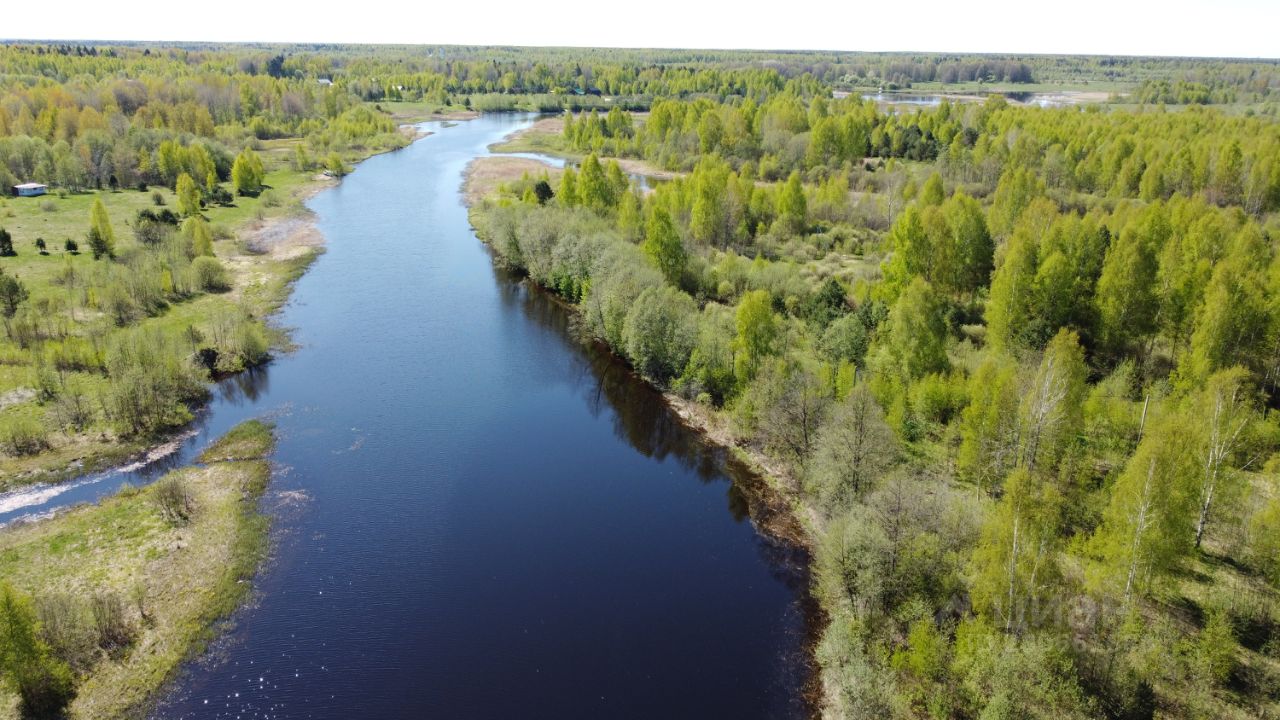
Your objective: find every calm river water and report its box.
[2,114,812,718]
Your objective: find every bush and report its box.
[36,595,97,671]
[153,473,195,525]
[90,592,135,656]
[151,190,165,206]
[191,256,230,292]
[101,329,207,436]
[50,389,94,431]
[39,199,56,213]
[0,416,50,456]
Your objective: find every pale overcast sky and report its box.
[4,0,1278,59]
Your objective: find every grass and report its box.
[487,116,575,157]
[0,128,420,486]
[365,100,476,122]
[0,420,275,719]
[196,419,274,463]
[464,157,563,206]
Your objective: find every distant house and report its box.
[12,182,47,197]
[317,78,333,86]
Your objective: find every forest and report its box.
[469,78,1280,718]
[0,39,1278,719]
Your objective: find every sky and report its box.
[4,0,1278,59]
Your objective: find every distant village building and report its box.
[12,182,47,197]
[317,78,333,86]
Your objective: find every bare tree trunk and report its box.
[1005,516,1020,634]
[1124,459,1156,608]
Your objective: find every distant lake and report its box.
[858,91,1086,108]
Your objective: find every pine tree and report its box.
[175,172,201,217]
[183,216,215,257]
[88,196,116,259]
[0,584,76,717]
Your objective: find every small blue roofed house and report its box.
[13,182,47,197]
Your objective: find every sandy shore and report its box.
[463,155,563,206]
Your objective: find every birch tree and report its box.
[971,469,1063,634]
[1092,414,1197,606]
[1019,329,1087,473]
[1190,367,1257,548]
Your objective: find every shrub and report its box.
[50,389,94,431]
[191,256,230,292]
[0,416,50,456]
[153,473,195,525]
[100,329,207,436]
[151,190,165,206]
[36,595,97,671]
[90,592,135,656]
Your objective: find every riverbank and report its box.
[0,420,275,719]
[0,107,434,492]
[465,194,832,716]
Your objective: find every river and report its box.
[1,114,813,718]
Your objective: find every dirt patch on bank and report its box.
[240,213,325,260]
[517,115,564,137]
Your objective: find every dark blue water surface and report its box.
[3,114,812,719]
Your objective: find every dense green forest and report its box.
[1,39,1279,719]
[470,89,1280,717]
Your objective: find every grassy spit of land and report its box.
[0,420,275,719]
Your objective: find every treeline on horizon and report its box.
[4,41,1279,106]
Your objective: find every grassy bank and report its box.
[0,420,275,719]
[0,104,434,490]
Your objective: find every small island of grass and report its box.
[0,420,275,719]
